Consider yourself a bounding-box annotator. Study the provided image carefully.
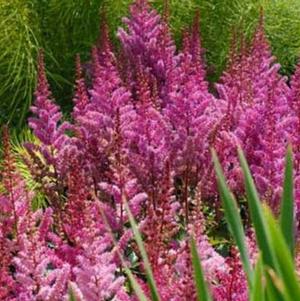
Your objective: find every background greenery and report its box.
[1,0,300,127]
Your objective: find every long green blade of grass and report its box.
[125,202,161,301]
[212,149,253,286]
[97,198,150,301]
[68,287,76,301]
[265,206,300,301]
[125,267,150,301]
[237,147,276,269]
[190,237,213,301]
[250,255,264,301]
[238,147,284,301]
[280,145,295,257]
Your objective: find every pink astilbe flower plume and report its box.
[28,50,71,161]
[213,248,248,301]
[141,162,180,266]
[13,209,71,301]
[288,61,300,217]
[174,186,227,300]
[75,45,135,190]
[118,0,177,104]
[0,128,70,300]
[126,68,172,210]
[73,233,130,301]
[0,127,25,299]
[97,10,113,56]
[213,16,295,210]
[24,50,74,216]
[187,10,207,85]
[163,14,219,220]
[98,106,147,232]
[72,54,90,121]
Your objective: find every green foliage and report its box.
[0,0,40,126]
[10,127,46,209]
[125,201,161,301]
[212,148,253,286]
[114,146,300,301]
[214,146,299,301]
[190,237,213,301]
[195,0,300,80]
[280,145,295,257]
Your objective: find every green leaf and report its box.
[125,267,149,301]
[96,196,149,301]
[190,237,213,301]
[212,149,253,286]
[68,286,76,301]
[280,144,295,257]
[125,202,161,301]
[250,255,264,301]
[238,147,284,301]
[237,147,276,269]
[265,271,287,301]
[265,206,300,301]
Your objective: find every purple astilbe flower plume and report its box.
[0,132,70,300]
[72,54,90,121]
[163,16,220,220]
[126,67,172,210]
[213,16,295,210]
[28,50,71,167]
[174,186,228,300]
[0,127,30,299]
[118,0,177,104]
[13,209,71,301]
[72,230,130,301]
[75,46,135,189]
[287,62,300,217]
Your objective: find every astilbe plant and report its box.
[163,14,220,221]
[213,16,296,211]
[0,128,70,301]
[4,1,300,300]
[118,0,177,104]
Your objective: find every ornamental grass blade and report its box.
[97,199,149,301]
[68,287,76,301]
[250,255,265,301]
[212,149,253,286]
[190,237,213,301]
[280,145,295,257]
[238,147,284,301]
[125,267,149,301]
[265,270,288,301]
[125,202,161,301]
[237,147,276,269]
[265,206,300,301]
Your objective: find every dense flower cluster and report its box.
[1,1,300,300]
